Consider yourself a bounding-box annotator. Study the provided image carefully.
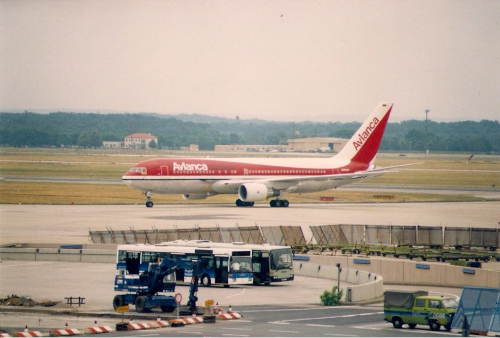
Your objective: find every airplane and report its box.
[123,102,404,208]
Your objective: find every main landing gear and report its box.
[235,199,254,207]
[235,199,290,207]
[270,199,289,208]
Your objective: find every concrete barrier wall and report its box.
[0,247,115,263]
[293,261,384,303]
[305,254,500,288]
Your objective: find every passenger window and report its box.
[415,299,426,307]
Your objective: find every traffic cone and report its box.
[94,320,97,327]
[129,317,133,323]
[228,305,232,313]
[157,315,161,322]
[24,325,28,333]
[65,323,68,329]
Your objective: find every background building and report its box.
[124,133,158,149]
[214,137,348,153]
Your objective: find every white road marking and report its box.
[270,311,383,323]
[306,324,336,328]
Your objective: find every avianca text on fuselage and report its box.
[122,102,395,208]
[173,162,209,172]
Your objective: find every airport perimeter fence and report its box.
[88,225,306,246]
[89,224,499,250]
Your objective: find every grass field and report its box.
[0,147,498,205]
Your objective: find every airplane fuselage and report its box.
[123,157,371,195]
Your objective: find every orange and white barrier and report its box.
[0,334,11,338]
[83,326,114,334]
[218,312,242,320]
[49,328,81,336]
[169,317,203,326]
[155,320,169,328]
[16,333,43,338]
[126,322,159,330]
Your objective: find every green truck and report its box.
[384,290,457,331]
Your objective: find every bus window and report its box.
[270,249,293,270]
[118,250,127,263]
[230,256,252,273]
[125,252,141,275]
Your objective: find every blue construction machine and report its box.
[113,257,199,313]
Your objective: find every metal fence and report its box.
[89,224,499,249]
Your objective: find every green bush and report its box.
[320,285,343,306]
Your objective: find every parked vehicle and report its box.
[383,290,457,331]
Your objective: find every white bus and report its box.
[116,243,253,288]
[158,240,294,285]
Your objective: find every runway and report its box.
[1,201,499,245]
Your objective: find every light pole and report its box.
[425,109,430,154]
[336,263,342,290]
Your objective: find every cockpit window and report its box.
[130,167,147,174]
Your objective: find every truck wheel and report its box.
[135,296,148,313]
[429,320,441,331]
[392,317,403,329]
[408,324,417,329]
[113,295,124,310]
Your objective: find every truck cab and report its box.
[384,290,457,331]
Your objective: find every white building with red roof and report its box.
[124,133,158,149]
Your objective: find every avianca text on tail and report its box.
[123,103,395,208]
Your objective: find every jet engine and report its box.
[182,194,208,200]
[238,183,274,202]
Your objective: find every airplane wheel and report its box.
[283,200,289,207]
[236,199,243,206]
[275,200,282,207]
[146,201,154,208]
[270,200,276,207]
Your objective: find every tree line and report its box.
[0,111,498,153]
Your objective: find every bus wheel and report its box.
[135,296,148,313]
[200,274,211,287]
[113,295,124,310]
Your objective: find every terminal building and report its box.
[214,137,348,153]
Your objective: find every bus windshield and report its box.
[270,248,293,269]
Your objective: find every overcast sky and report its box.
[1,0,499,123]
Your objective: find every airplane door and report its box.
[161,166,169,176]
[215,256,229,284]
[244,168,249,176]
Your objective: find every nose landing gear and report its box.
[145,191,154,208]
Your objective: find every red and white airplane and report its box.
[123,102,399,208]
